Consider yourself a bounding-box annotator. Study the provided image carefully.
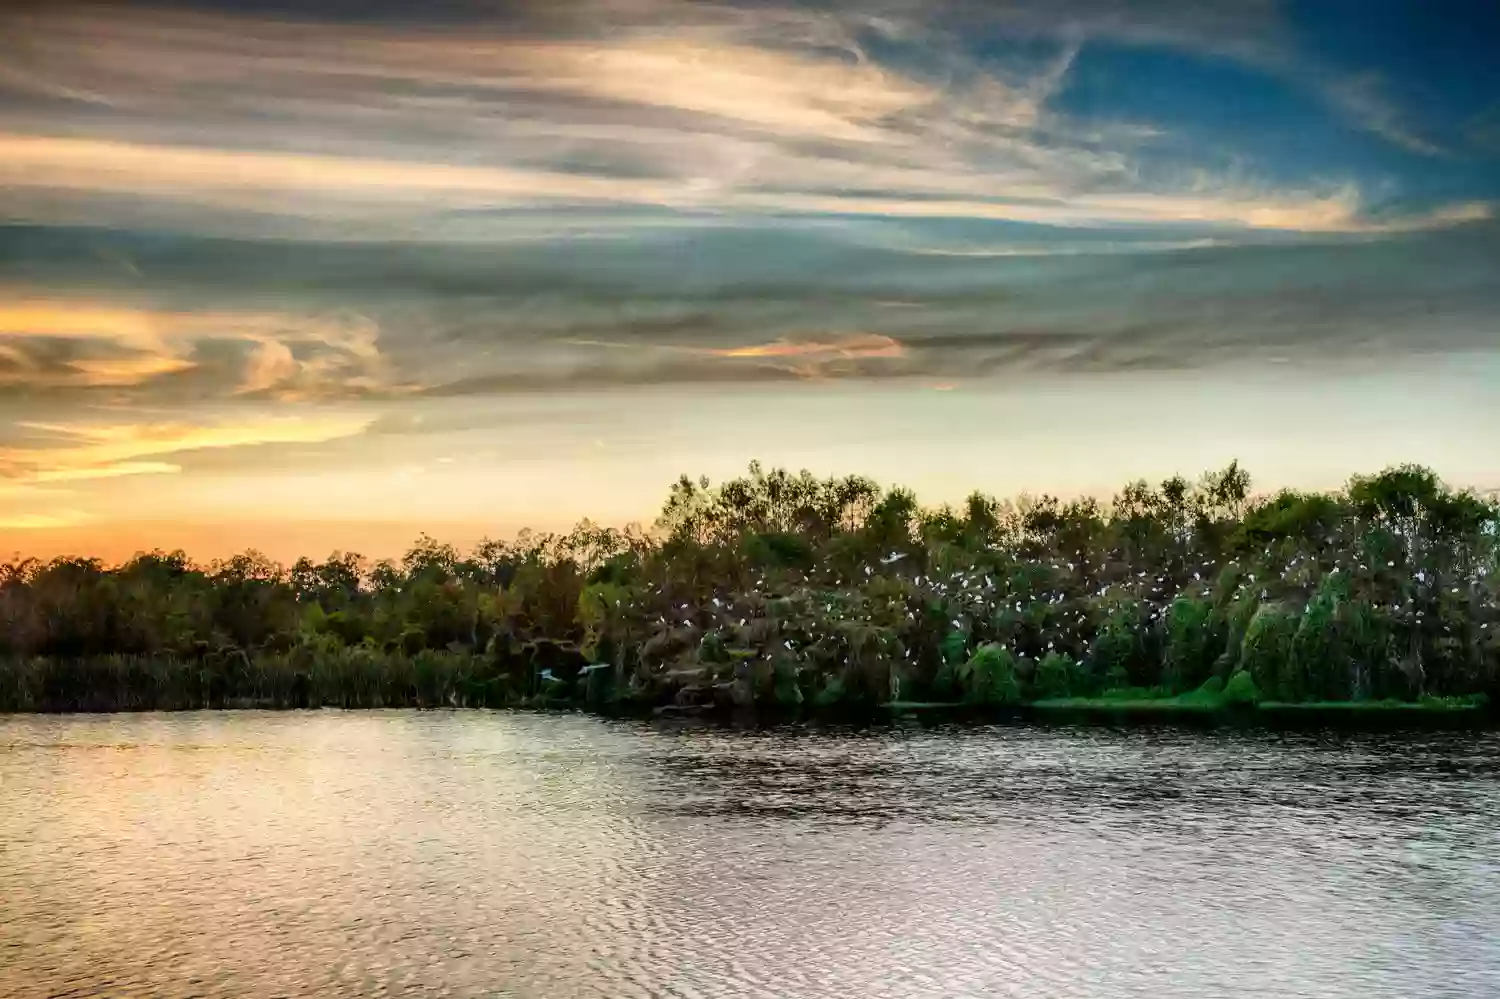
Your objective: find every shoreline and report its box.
[4,690,1492,730]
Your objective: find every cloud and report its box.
[546,330,908,382]
[0,5,1484,234]
[6,210,1492,405]
[409,287,1500,397]
[415,328,1101,395]
[1320,74,1445,157]
[0,415,376,482]
[503,38,936,144]
[0,509,93,530]
[0,294,408,400]
[237,339,301,397]
[699,331,907,379]
[5,132,1483,235]
[30,460,182,482]
[417,353,897,397]
[706,333,906,361]
[898,237,1232,257]
[882,0,1442,156]
[0,1,1493,409]
[63,353,198,387]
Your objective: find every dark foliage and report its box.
[2,462,1497,714]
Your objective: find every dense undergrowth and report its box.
[2,461,1498,718]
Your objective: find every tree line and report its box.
[1,461,1496,714]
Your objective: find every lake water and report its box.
[3,712,1499,999]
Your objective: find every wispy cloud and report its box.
[62,353,198,387]
[899,237,1232,257]
[0,5,1484,235]
[0,509,94,530]
[3,133,1483,235]
[0,295,409,399]
[1320,74,1445,157]
[30,460,183,483]
[0,415,375,482]
[707,333,906,361]
[701,332,907,378]
[867,0,1444,156]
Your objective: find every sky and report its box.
[1,0,1498,564]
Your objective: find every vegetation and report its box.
[2,461,1498,722]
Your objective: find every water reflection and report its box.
[3,712,1499,998]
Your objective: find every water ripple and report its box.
[3,712,1499,998]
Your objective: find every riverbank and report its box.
[879,694,1493,729]
[1032,696,1490,729]
[2,652,1491,728]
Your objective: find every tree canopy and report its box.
[2,462,1496,713]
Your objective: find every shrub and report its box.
[1239,603,1299,700]
[956,643,1022,706]
[1222,670,1260,706]
[1163,596,1219,693]
[1032,651,1080,699]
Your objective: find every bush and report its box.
[1239,603,1299,700]
[1163,596,1219,693]
[1032,651,1081,699]
[1222,670,1260,706]
[956,644,1022,706]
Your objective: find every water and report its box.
[2,713,1499,999]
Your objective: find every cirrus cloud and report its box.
[0,3,1488,237]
